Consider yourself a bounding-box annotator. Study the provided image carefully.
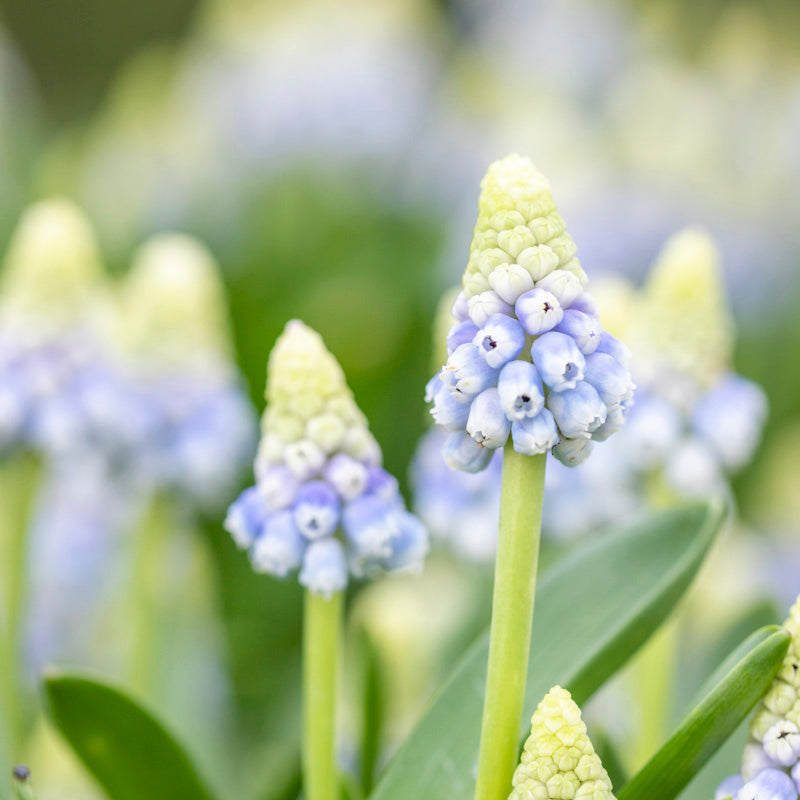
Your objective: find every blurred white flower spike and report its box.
[225,320,428,597]
[426,155,634,471]
[117,233,257,508]
[0,198,113,456]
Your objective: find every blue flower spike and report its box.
[225,320,428,597]
[426,155,634,472]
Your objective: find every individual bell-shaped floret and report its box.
[531,332,586,392]
[473,314,526,369]
[735,769,797,800]
[226,320,428,596]
[508,685,616,800]
[692,374,768,470]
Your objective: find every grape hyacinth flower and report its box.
[542,228,768,539]
[508,686,616,800]
[226,319,427,595]
[226,319,427,800]
[423,155,633,800]
[715,593,800,799]
[428,155,634,470]
[118,234,257,510]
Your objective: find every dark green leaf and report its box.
[357,631,387,796]
[370,500,724,800]
[43,670,218,800]
[619,625,790,800]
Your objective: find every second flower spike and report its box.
[509,685,616,800]
[225,320,428,597]
[427,155,634,471]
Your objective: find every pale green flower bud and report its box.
[637,226,735,387]
[118,233,233,372]
[463,155,585,301]
[265,320,380,460]
[1,197,107,333]
[509,686,616,800]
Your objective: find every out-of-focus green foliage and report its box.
[43,671,218,800]
[370,501,723,800]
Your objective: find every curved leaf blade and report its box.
[619,625,791,800]
[43,670,218,800]
[370,500,724,800]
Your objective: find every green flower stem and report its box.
[474,445,546,800]
[630,619,678,771]
[627,476,681,771]
[303,589,343,800]
[129,494,171,691]
[0,454,41,760]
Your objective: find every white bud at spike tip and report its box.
[225,320,429,594]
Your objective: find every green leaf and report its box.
[356,630,387,796]
[591,728,628,790]
[369,500,724,800]
[619,625,791,800]
[43,670,218,800]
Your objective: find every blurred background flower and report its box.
[1,0,799,796]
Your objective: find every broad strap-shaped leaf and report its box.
[618,625,791,800]
[44,671,218,800]
[370,500,724,800]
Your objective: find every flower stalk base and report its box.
[303,589,343,800]
[474,445,546,800]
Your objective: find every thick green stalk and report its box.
[303,590,343,800]
[0,454,41,762]
[474,446,547,800]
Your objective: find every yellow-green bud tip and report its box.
[638,226,735,385]
[261,319,378,462]
[509,685,616,800]
[463,155,583,299]
[119,233,233,368]
[1,197,106,329]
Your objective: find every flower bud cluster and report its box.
[715,595,800,800]
[509,685,616,800]
[225,320,428,597]
[426,155,634,472]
